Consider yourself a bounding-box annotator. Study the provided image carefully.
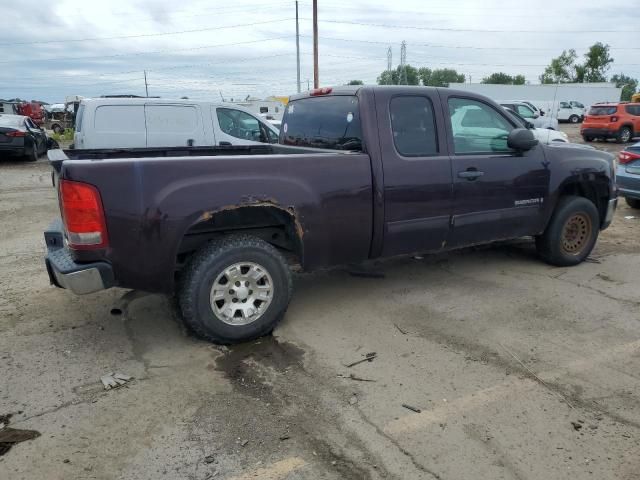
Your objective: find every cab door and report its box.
[376,90,453,257]
[442,94,550,247]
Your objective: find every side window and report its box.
[625,105,640,116]
[265,125,279,143]
[448,98,514,154]
[516,105,535,118]
[217,108,262,142]
[389,96,438,157]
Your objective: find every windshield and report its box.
[588,106,617,116]
[281,95,363,151]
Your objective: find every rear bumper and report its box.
[0,145,25,154]
[44,219,114,295]
[581,128,617,139]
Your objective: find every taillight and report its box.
[310,87,333,96]
[6,130,26,137]
[610,116,619,123]
[619,151,640,164]
[59,179,108,249]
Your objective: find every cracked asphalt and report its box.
[2,131,640,480]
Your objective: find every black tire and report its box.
[582,135,593,142]
[52,124,63,135]
[569,115,580,124]
[536,195,600,267]
[25,142,38,162]
[626,197,640,209]
[178,234,292,344]
[617,126,632,144]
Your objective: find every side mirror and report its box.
[533,113,540,119]
[525,121,535,129]
[508,128,538,151]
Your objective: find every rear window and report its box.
[75,104,85,132]
[588,106,618,116]
[625,105,640,116]
[281,95,362,151]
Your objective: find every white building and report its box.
[449,82,622,113]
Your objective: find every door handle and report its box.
[458,169,484,180]
[219,141,232,146]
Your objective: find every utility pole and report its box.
[313,0,319,88]
[295,1,301,93]
[144,70,149,97]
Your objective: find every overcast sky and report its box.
[1,0,637,103]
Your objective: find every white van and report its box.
[73,98,280,149]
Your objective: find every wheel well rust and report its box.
[176,197,304,268]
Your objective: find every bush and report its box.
[51,128,74,142]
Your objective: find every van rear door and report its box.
[145,104,206,147]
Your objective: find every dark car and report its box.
[616,142,640,209]
[0,114,48,161]
[43,86,617,344]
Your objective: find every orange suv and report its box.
[581,102,640,143]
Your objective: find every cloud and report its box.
[0,0,636,102]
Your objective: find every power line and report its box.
[303,18,635,34]
[305,35,640,52]
[0,36,292,64]
[0,19,293,46]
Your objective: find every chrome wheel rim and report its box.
[621,129,631,142]
[210,262,274,325]
[561,213,592,255]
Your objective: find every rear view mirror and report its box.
[508,128,538,151]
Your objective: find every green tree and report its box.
[611,73,639,101]
[346,80,364,85]
[582,42,614,82]
[377,65,420,85]
[540,49,578,84]
[419,68,465,87]
[481,72,526,85]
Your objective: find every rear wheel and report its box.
[52,124,63,135]
[617,126,632,143]
[178,235,293,344]
[582,135,593,142]
[626,197,640,209]
[536,195,599,266]
[25,143,38,162]
[569,115,580,124]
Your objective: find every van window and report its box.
[260,107,268,113]
[94,105,145,133]
[75,104,85,132]
[217,108,262,142]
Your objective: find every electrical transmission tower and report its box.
[387,46,392,72]
[400,41,407,85]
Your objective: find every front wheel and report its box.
[178,235,293,344]
[536,196,600,266]
[569,115,580,124]
[626,197,640,209]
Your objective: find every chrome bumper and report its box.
[602,197,617,229]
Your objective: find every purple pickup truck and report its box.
[44,86,617,343]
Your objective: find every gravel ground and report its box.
[1,137,639,479]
